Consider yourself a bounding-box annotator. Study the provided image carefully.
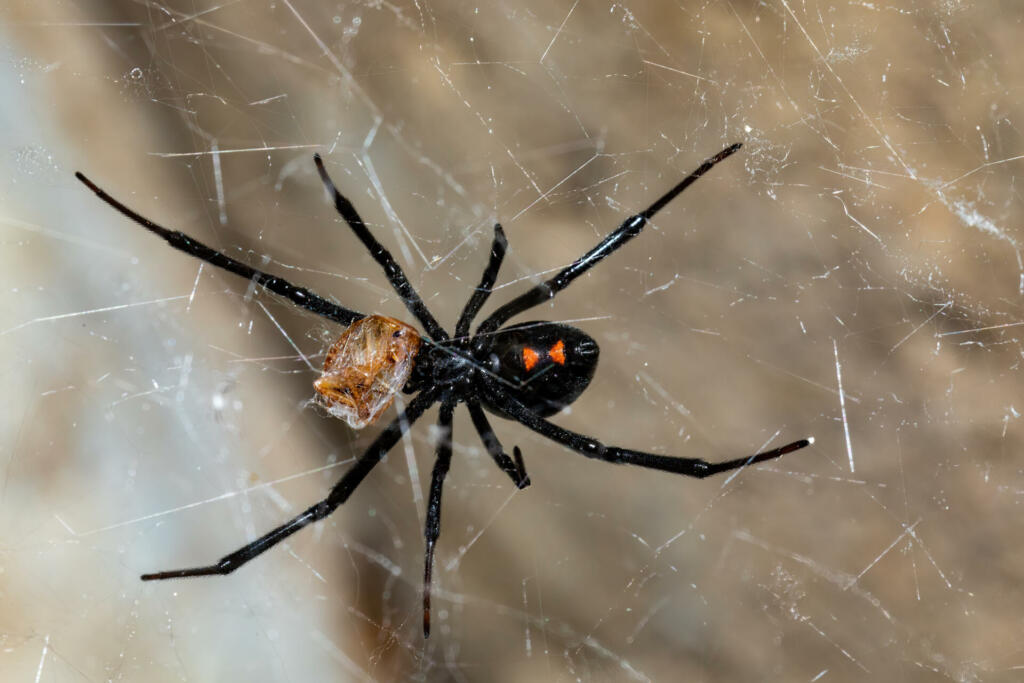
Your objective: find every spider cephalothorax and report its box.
[76,142,811,638]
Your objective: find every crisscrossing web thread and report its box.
[3,1,1023,680]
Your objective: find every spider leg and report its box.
[423,396,455,638]
[466,400,530,488]
[492,388,811,478]
[476,144,743,335]
[75,172,364,327]
[455,224,508,339]
[140,389,438,581]
[313,155,449,342]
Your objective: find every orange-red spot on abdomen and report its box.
[548,340,566,365]
[522,347,540,371]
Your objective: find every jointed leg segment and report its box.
[455,224,507,339]
[422,396,455,638]
[467,401,530,488]
[476,143,744,335]
[314,154,449,342]
[140,389,439,581]
[74,171,364,327]
[494,388,810,479]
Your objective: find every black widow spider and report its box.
[76,142,811,638]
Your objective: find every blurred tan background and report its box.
[2,0,1022,680]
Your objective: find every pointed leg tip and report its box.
[717,142,743,160]
[787,437,813,452]
[512,446,530,488]
[762,437,812,460]
[75,171,98,192]
[140,562,228,580]
[494,223,508,244]
[314,154,328,178]
[774,438,813,457]
[141,569,187,581]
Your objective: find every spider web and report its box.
[2,0,1022,680]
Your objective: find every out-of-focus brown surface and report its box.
[2,1,1022,680]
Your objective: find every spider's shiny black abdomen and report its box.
[476,322,599,418]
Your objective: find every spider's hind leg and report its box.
[494,388,811,479]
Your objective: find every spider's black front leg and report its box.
[493,389,811,478]
[141,389,438,581]
[75,172,364,327]
[313,155,449,342]
[455,224,507,340]
[423,396,455,638]
[466,401,530,489]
